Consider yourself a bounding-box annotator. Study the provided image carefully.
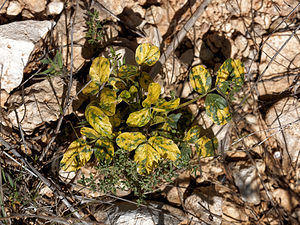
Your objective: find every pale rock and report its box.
[106,202,182,225]
[253,23,266,38]
[273,188,299,212]
[142,24,163,47]
[21,9,34,18]
[166,172,190,205]
[164,55,181,85]
[59,170,76,183]
[0,20,54,93]
[145,5,168,36]
[0,90,9,108]
[226,150,247,158]
[187,104,199,117]
[240,0,251,15]
[234,35,248,53]
[195,158,224,184]
[294,208,300,222]
[248,46,258,60]
[7,77,81,133]
[231,18,246,35]
[94,210,108,223]
[244,135,264,156]
[115,181,131,197]
[47,1,64,15]
[265,97,300,168]
[180,80,193,98]
[254,13,272,30]
[0,0,9,14]
[7,1,23,16]
[131,4,145,18]
[22,0,46,13]
[185,187,222,225]
[258,31,300,96]
[194,38,202,57]
[224,0,240,16]
[230,43,239,58]
[232,165,261,205]
[95,0,137,18]
[269,18,288,32]
[265,0,299,17]
[223,22,232,33]
[222,200,248,223]
[191,57,201,67]
[39,186,54,198]
[242,45,250,58]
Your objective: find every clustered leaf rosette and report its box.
[61,41,245,178]
[62,43,181,173]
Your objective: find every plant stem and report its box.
[175,88,216,111]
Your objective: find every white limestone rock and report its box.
[7,1,23,16]
[0,20,54,93]
[47,1,64,15]
[7,77,81,134]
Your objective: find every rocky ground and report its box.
[0,0,300,224]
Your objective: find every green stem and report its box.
[175,88,216,111]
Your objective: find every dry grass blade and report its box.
[0,137,89,225]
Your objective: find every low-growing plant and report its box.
[85,9,104,45]
[60,43,245,200]
[40,50,66,77]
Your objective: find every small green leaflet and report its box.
[205,93,231,125]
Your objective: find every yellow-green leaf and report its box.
[134,143,160,174]
[85,105,113,138]
[183,125,203,143]
[118,90,131,102]
[195,136,218,157]
[216,58,245,94]
[99,88,117,116]
[82,80,101,95]
[60,139,92,172]
[116,132,147,151]
[150,115,166,126]
[142,83,161,107]
[153,98,180,112]
[148,136,180,161]
[109,110,122,127]
[139,72,153,90]
[129,85,138,95]
[189,65,212,94]
[89,57,110,84]
[205,94,231,125]
[126,108,151,127]
[108,77,126,91]
[135,43,160,66]
[94,139,114,162]
[118,64,139,78]
[80,127,101,140]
